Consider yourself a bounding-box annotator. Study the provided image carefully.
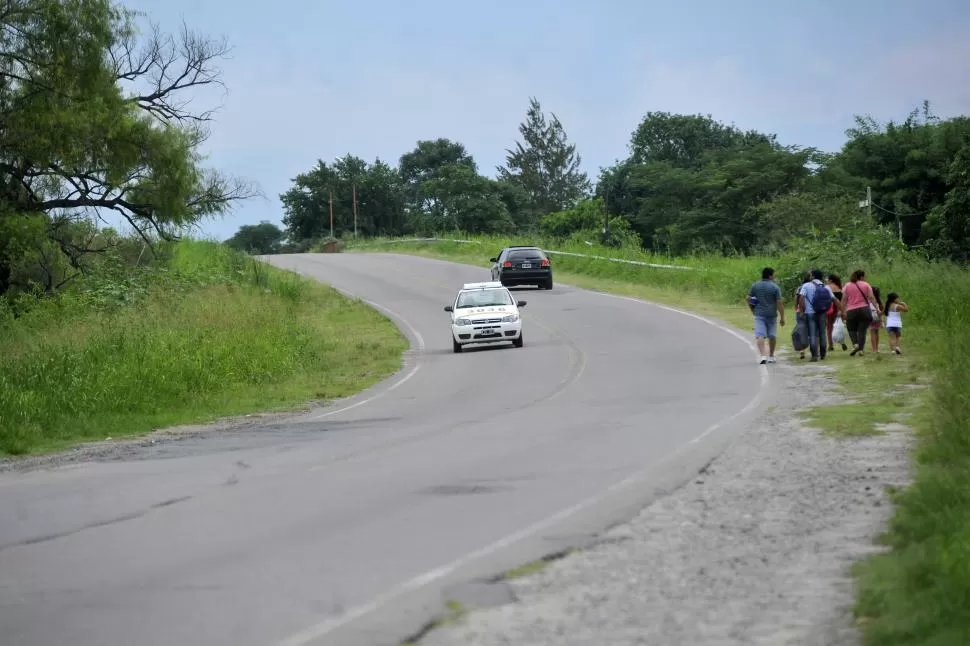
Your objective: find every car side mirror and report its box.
[489,257,497,263]
[444,306,453,312]
[517,301,527,307]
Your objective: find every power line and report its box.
[862,186,936,243]
[871,202,934,218]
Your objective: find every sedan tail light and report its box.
[502,261,512,268]
[540,258,550,267]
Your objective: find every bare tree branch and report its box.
[111,19,230,124]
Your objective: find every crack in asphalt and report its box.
[0,494,195,552]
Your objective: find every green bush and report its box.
[0,239,407,455]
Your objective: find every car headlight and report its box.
[501,314,519,323]
[455,318,473,326]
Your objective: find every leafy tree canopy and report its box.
[497,97,591,222]
[279,155,405,241]
[225,221,285,255]
[1,0,258,295]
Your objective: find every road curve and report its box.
[0,253,770,646]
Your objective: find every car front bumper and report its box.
[452,319,523,344]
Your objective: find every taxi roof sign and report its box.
[461,281,504,290]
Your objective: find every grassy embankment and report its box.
[0,240,407,457]
[347,233,970,646]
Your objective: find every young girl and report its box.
[869,286,884,353]
[884,292,908,355]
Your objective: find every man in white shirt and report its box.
[796,269,841,362]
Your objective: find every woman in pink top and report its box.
[842,269,881,356]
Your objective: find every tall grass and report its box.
[852,264,970,646]
[350,232,970,646]
[0,240,407,456]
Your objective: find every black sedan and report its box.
[489,246,553,289]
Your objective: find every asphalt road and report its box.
[0,252,770,646]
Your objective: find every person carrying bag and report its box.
[842,269,880,356]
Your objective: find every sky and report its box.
[117,0,970,241]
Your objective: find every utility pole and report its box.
[328,189,334,239]
[860,186,872,220]
[602,186,610,245]
[352,182,359,238]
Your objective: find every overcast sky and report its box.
[120,0,970,241]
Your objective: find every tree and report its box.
[493,179,532,227]
[398,139,476,220]
[357,159,406,236]
[628,112,775,169]
[279,160,337,242]
[497,97,591,224]
[279,155,405,241]
[225,221,285,255]
[922,143,970,262]
[597,112,814,253]
[594,159,641,221]
[830,102,970,248]
[417,164,513,234]
[394,139,522,234]
[679,142,815,253]
[536,198,640,249]
[0,0,258,294]
[749,188,865,252]
[399,138,476,188]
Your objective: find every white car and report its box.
[444,282,527,353]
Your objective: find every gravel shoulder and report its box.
[418,351,913,646]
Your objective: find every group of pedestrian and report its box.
[747,267,909,365]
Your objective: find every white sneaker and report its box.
[759,357,767,365]
[767,356,777,363]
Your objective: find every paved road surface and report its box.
[0,253,769,646]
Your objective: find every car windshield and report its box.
[455,288,513,309]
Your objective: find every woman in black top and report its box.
[827,274,846,351]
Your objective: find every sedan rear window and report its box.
[508,249,545,261]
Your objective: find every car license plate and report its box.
[520,263,531,269]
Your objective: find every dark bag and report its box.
[791,315,809,351]
[809,281,834,314]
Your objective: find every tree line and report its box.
[265,99,970,263]
[264,97,592,252]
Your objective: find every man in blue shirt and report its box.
[748,267,785,364]
[796,268,841,362]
